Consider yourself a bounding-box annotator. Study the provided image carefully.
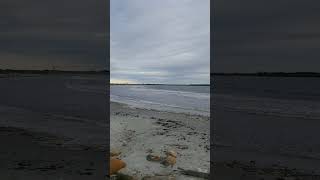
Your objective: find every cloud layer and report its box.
[214,0,320,73]
[111,0,210,84]
[0,0,107,71]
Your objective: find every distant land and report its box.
[213,72,320,77]
[0,69,109,75]
[110,83,209,86]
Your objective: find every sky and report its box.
[110,0,210,84]
[3,0,316,77]
[0,0,107,71]
[214,0,320,73]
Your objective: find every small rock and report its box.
[115,173,137,180]
[111,149,122,157]
[142,175,175,180]
[146,148,153,153]
[146,154,163,162]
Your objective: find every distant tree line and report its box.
[213,72,320,77]
[111,83,209,86]
[0,69,109,74]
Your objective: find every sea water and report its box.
[213,76,320,171]
[110,85,210,116]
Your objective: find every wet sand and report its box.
[0,127,107,180]
[211,76,320,179]
[212,99,320,179]
[0,75,108,179]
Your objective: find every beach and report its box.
[0,75,108,179]
[110,85,210,179]
[3,75,320,179]
[110,102,210,179]
[0,126,107,180]
[212,76,320,179]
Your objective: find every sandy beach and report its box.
[0,126,107,180]
[0,75,108,179]
[212,76,320,179]
[110,101,320,180]
[110,102,210,179]
[212,106,320,180]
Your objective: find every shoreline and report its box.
[111,101,320,179]
[0,126,107,180]
[110,101,210,179]
[0,75,108,179]
[212,95,320,179]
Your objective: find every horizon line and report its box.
[0,69,109,73]
[110,83,210,86]
[212,72,320,77]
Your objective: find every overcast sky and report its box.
[4,0,316,76]
[214,0,320,73]
[0,0,107,71]
[111,0,210,84]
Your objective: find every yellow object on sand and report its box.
[163,150,177,167]
[164,155,176,167]
[166,150,177,158]
[110,157,126,175]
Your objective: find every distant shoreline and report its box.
[0,69,108,75]
[213,72,320,77]
[110,83,210,86]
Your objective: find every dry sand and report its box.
[110,102,320,180]
[110,102,210,179]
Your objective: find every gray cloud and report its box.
[214,0,320,73]
[0,0,107,71]
[111,0,210,84]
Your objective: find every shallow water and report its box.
[0,75,108,146]
[110,85,210,116]
[213,76,320,172]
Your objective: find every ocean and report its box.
[0,75,108,146]
[213,76,320,119]
[2,75,319,171]
[213,76,320,172]
[110,85,210,116]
